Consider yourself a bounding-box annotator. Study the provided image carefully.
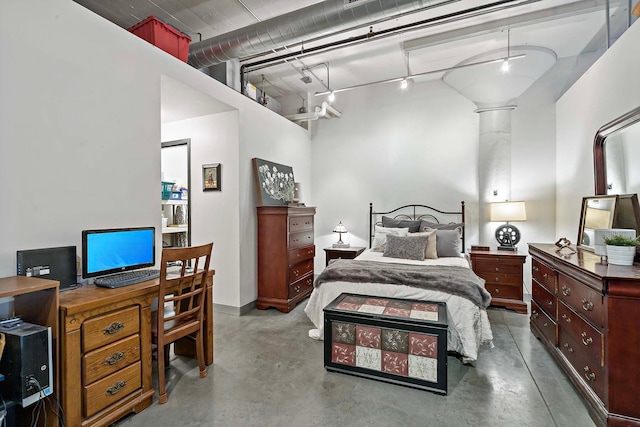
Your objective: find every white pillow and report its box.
[371,226,410,252]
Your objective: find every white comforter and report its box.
[304,250,493,363]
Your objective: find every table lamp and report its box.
[490,201,527,251]
[332,221,350,248]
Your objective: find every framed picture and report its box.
[202,163,221,191]
[252,158,295,206]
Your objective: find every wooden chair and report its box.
[152,242,213,404]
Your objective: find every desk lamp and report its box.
[332,222,350,248]
[490,201,527,251]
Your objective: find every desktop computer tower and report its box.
[0,322,53,407]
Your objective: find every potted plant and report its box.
[604,234,640,266]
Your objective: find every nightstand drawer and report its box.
[476,272,521,286]
[486,283,521,299]
[289,245,315,266]
[289,215,313,233]
[474,259,522,275]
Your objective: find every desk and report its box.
[58,270,214,427]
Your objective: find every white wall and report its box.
[0,0,311,312]
[162,111,241,310]
[556,21,640,239]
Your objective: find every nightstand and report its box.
[324,247,366,267]
[469,249,527,314]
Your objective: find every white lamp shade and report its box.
[490,201,527,222]
[333,222,348,233]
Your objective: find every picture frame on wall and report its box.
[252,158,295,206]
[203,163,221,191]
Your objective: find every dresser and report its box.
[469,249,527,314]
[257,206,316,312]
[529,243,640,427]
[59,271,214,427]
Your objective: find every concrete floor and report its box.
[115,303,595,427]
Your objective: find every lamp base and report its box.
[332,242,350,248]
[497,245,517,251]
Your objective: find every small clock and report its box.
[495,224,521,250]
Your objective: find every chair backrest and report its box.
[158,243,213,332]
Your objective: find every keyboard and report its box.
[94,269,161,288]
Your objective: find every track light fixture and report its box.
[400,78,408,90]
[328,91,336,103]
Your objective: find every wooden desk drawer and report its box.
[83,334,141,385]
[288,245,315,267]
[83,361,141,418]
[477,272,521,286]
[289,215,313,233]
[532,259,555,293]
[83,306,140,352]
[289,274,313,299]
[532,280,557,321]
[289,231,314,249]
[486,283,521,300]
[558,328,605,401]
[558,274,604,328]
[289,259,313,282]
[558,302,603,365]
[531,300,557,346]
[474,259,522,275]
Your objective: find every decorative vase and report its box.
[606,245,636,266]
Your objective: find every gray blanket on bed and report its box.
[315,260,491,308]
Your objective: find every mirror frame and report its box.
[577,195,617,251]
[594,105,640,195]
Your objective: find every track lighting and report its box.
[328,91,336,103]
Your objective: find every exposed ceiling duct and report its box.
[285,102,342,123]
[188,0,456,69]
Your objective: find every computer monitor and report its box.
[16,246,77,290]
[82,227,155,279]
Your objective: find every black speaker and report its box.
[0,322,52,407]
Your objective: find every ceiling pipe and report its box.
[188,0,458,69]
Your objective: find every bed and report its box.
[304,202,493,363]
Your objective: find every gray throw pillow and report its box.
[383,233,429,261]
[420,220,464,232]
[426,227,462,257]
[382,216,422,233]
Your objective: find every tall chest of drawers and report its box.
[257,206,316,313]
[529,243,640,427]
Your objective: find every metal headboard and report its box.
[369,202,466,253]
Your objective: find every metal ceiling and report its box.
[74,0,636,100]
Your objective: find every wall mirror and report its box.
[594,105,640,196]
[578,194,640,251]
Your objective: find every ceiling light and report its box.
[501,59,510,73]
[328,91,336,103]
[400,79,408,90]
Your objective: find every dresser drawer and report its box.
[532,280,557,320]
[557,302,603,365]
[474,259,522,275]
[532,259,555,293]
[477,272,521,286]
[531,300,557,346]
[289,215,313,233]
[289,259,313,282]
[289,230,314,249]
[486,283,521,300]
[288,245,315,267]
[83,361,141,418]
[558,327,605,401]
[82,306,140,352]
[558,274,604,328]
[289,274,313,299]
[83,334,141,385]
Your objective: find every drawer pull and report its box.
[294,285,301,294]
[494,288,500,294]
[561,314,571,323]
[532,310,539,319]
[293,269,299,276]
[561,286,571,296]
[495,267,499,272]
[563,342,574,353]
[543,322,548,327]
[306,278,312,285]
[104,322,125,335]
[103,351,125,366]
[581,332,593,346]
[105,380,127,396]
[547,300,553,306]
[543,273,548,278]
[494,277,500,282]
[583,366,596,382]
[533,266,539,272]
[581,299,594,311]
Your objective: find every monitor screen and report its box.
[82,227,155,278]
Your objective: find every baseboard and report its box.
[214,300,256,316]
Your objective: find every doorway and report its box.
[161,139,191,248]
